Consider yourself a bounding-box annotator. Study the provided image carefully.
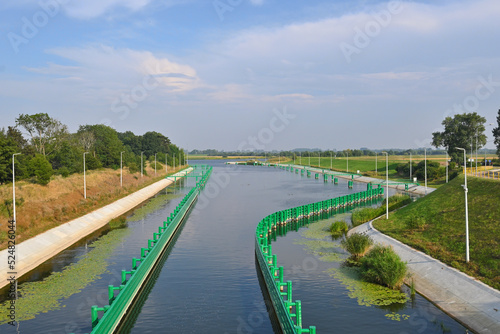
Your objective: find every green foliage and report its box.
[128,162,139,174]
[374,176,500,290]
[449,161,456,170]
[15,113,68,156]
[359,245,407,289]
[56,166,71,178]
[404,214,426,231]
[78,124,125,168]
[342,233,373,260]
[495,109,500,159]
[0,130,17,183]
[432,112,487,164]
[330,221,349,238]
[352,195,411,226]
[28,154,54,185]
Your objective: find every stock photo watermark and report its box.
[213,0,244,21]
[194,106,295,213]
[7,0,69,54]
[340,1,403,64]
[414,74,500,147]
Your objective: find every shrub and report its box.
[341,233,373,260]
[57,166,70,178]
[28,154,54,185]
[128,162,139,174]
[330,221,349,238]
[359,245,407,289]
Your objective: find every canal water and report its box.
[0,160,468,333]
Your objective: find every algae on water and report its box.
[0,227,130,324]
[293,214,409,310]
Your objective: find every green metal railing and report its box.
[81,165,212,334]
[255,182,384,333]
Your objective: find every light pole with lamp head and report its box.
[12,153,21,227]
[83,152,89,199]
[141,152,144,177]
[381,151,389,219]
[120,151,125,187]
[456,147,469,263]
[424,148,427,195]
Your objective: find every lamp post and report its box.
[424,148,427,195]
[346,151,349,173]
[375,152,378,175]
[446,151,448,183]
[173,153,176,171]
[141,152,144,178]
[83,152,89,199]
[381,151,389,219]
[308,152,310,166]
[456,147,469,263]
[409,152,412,181]
[12,153,21,227]
[318,151,320,167]
[330,151,332,170]
[299,152,301,165]
[120,151,125,187]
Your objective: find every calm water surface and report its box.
[0,160,468,333]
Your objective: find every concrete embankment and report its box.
[277,164,434,196]
[350,220,500,334]
[0,168,193,291]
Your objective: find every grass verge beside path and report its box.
[374,175,500,290]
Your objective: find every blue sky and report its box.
[1,0,499,151]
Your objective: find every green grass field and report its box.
[373,175,500,290]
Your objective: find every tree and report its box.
[78,124,125,168]
[493,109,500,159]
[432,112,486,164]
[15,113,68,156]
[0,130,18,184]
[28,154,54,185]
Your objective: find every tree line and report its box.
[0,113,185,185]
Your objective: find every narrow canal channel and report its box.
[1,160,468,333]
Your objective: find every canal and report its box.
[0,160,468,333]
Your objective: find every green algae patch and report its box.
[385,312,410,321]
[0,227,130,324]
[294,219,344,262]
[128,192,181,222]
[326,267,408,307]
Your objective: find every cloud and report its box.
[249,0,264,6]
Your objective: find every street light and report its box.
[381,151,389,219]
[424,148,427,195]
[120,151,125,187]
[346,151,349,173]
[330,151,333,170]
[12,153,21,227]
[83,152,89,199]
[456,147,470,263]
[141,151,144,178]
[409,152,412,181]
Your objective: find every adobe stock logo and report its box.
[7,0,69,54]
[340,1,403,64]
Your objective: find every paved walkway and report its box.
[0,168,193,290]
[350,220,500,334]
[276,163,435,195]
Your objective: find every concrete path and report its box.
[276,163,434,195]
[350,220,500,334]
[0,168,193,290]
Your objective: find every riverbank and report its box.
[0,168,193,290]
[276,164,434,195]
[350,220,500,334]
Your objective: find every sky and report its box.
[1,0,499,152]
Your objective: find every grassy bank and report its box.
[0,164,188,250]
[373,175,500,290]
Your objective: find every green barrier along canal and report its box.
[75,164,212,334]
[255,177,384,334]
